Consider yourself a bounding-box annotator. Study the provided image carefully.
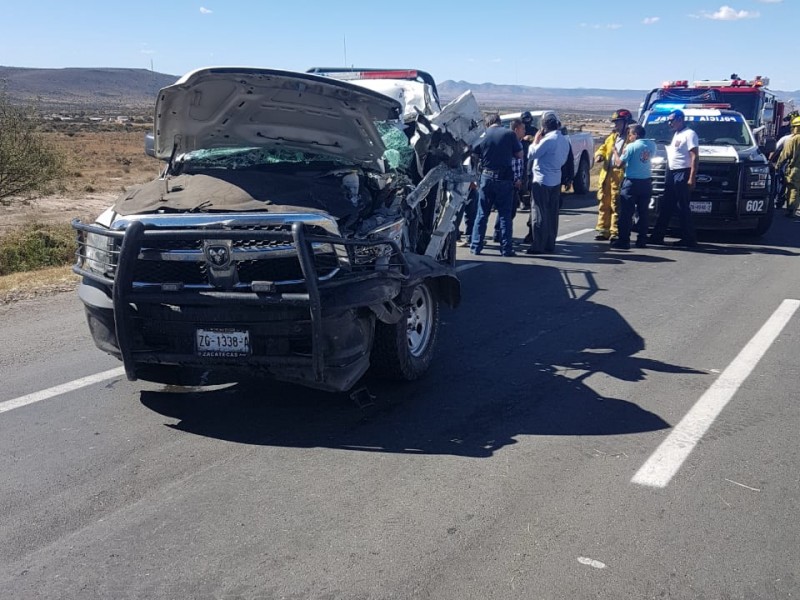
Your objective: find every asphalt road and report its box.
[1,195,799,599]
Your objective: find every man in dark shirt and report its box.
[470,113,523,256]
[519,111,538,210]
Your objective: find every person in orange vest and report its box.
[594,109,634,241]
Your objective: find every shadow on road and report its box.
[141,261,704,457]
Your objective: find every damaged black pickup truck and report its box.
[72,67,483,392]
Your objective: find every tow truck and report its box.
[640,102,774,236]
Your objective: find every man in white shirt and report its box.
[650,109,699,248]
[525,113,570,254]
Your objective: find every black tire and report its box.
[573,155,590,195]
[370,281,440,381]
[748,201,775,237]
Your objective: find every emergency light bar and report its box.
[662,76,770,89]
[692,76,770,88]
[305,67,440,103]
[650,101,732,111]
[328,70,418,81]
[662,80,689,88]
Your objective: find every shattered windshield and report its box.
[377,121,414,170]
[644,114,754,147]
[178,120,412,172]
[180,147,355,171]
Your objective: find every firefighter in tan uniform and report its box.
[777,115,800,217]
[594,109,634,240]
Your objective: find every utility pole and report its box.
[343,35,347,68]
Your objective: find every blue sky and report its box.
[1,0,796,91]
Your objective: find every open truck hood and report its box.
[154,67,403,168]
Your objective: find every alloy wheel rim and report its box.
[406,284,433,357]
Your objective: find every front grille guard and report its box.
[72,219,409,383]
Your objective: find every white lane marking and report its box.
[456,263,481,273]
[632,299,800,488]
[557,228,595,242]
[0,367,126,415]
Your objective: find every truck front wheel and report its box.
[370,281,440,381]
[572,155,590,195]
[748,203,775,237]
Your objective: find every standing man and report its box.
[519,111,538,210]
[594,109,634,241]
[650,109,699,247]
[493,118,525,242]
[777,115,800,217]
[525,113,570,254]
[613,124,656,249]
[470,113,523,257]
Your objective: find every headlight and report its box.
[83,230,115,276]
[353,218,405,266]
[747,165,770,190]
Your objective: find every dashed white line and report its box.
[455,263,481,272]
[557,228,595,241]
[632,299,800,488]
[0,367,126,415]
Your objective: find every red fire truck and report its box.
[640,75,786,147]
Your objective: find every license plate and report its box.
[196,328,251,357]
[690,201,712,213]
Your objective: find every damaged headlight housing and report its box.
[82,230,116,277]
[747,165,770,190]
[353,218,405,266]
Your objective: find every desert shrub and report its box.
[0,222,76,276]
[0,91,68,205]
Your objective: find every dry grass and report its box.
[48,126,161,197]
[0,125,159,303]
[0,265,79,304]
[1,125,162,237]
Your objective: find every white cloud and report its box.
[200,6,213,14]
[643,16,660,25]
[699,5,759,20]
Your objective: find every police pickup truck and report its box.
[641,105,774,235]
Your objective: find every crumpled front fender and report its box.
[402,253,460,308]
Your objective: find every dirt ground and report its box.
[1,126,161,236]
[0,127,161,302]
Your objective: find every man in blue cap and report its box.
[650,109,699,247]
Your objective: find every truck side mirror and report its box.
[762,137,777,155]
[144,132,156,157]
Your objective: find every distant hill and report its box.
[0,67,178,112]
[439,80,649,112]
[439,80,799,112]
[0,67,796,115]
